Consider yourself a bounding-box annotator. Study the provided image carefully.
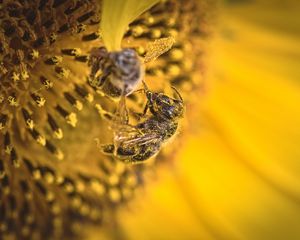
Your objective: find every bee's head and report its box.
[154,94,184,120]
[143,82,184,121]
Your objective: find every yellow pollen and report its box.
[5,146,12,154]
[109,188,121,203]
[36,97,46,107]
[50,33,57,42]
[26,119,34,130]
[21,71,29,80]
[30,50,39,59]
[66,113,77,127]
[44,173,55,184]
[85,93,94,102]
[71,48,82,56]
[37,136,46,146]
[167,64,181,76]
[54,128,63,139]
[7,96,19,107]
[51,56,63,64]
[74,100,83,111]
[46,191,55,202]
[13,159,20,168]
[58,68,70,79]
[32,169,41,180]
[55,149,64,161]
[11,72,20,82]
[43,80,53,89]
[170,49,184,60]
[90,180,105,195]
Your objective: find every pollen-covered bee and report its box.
[88,47,144,98]
[97,82,184,163]
[88,36,175,99]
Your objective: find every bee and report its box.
[88,47,143,98]
[97,81,184,163]
[88,36,175,99]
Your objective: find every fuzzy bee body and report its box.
[103,116,179,162]
[88,47,144,98]
[100,83,184,163]
[88,37,174,99]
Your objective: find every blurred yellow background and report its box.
[88,0,300,239]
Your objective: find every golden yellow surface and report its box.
[101,0,160,50]
[88,1,300,239]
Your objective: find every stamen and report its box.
[47,114,63,139]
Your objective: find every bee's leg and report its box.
[95,104,114,121]
[133,88,145,94]
[130,101,149,121]
[142,103,149,116]
[142,81,154,107]
[100,144,115,155]
[89,71,108,89]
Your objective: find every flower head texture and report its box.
[0,0,208,239]
[1,0,300,240]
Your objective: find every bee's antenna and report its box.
[142,81,153,102]
[142,80,149,92]
[171,86,184,103]
[134,88,145,94]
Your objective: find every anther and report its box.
[55,67,70,79]
[23,158,39,179]
[29,128,46,146]
[22,108,34,129]
[47,114,63,139]
[61,48,82,56]
[74,84,93,102]
[0,114,7,131]
[40,76,53,89]
[4,132,12,155]
[45,56,63,65]
[0,159,5,179]
[45,140,64,160]
[56,105,77,127]
[64,92,83,111]
[10,148,20,168]
[20,180,32,200]
[31,93,46,107]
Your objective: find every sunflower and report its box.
[0,0,210,239]
[1,0,298,239]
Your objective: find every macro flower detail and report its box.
[0,0,211,239]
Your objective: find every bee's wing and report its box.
[113,122,141,147]
[121,132,161,147]
[143,36,175,63]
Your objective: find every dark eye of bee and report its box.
[157,95,171,105]
[151,94,183,121]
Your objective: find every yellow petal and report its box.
[101,0,160,50]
